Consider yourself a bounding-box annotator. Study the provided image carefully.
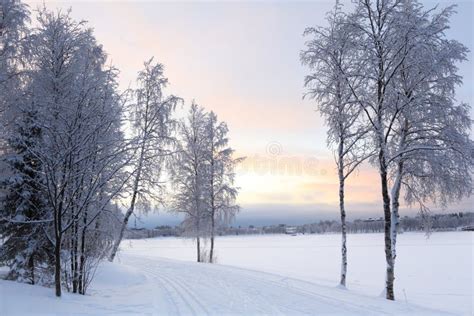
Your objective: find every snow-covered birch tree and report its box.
[205,112,241,263]
[302,0,473,300]
[109,58,180,262]
[384,2,473,270]
[170,103,209,262]
[301,2,372,288]
[15,9,91,297]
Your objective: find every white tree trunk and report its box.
[376,124,395,300]
[109,145,144,262]
[390,125,407,266]
[337,139,348,287]
[390,162,403,261]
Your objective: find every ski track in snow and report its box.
[116,254,448,316]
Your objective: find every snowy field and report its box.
[122,231,473,315]
[0,231,471,315]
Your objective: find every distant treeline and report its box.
[127,212,473,239]
[126,226,185,239]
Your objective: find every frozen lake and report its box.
[122,231,473,315]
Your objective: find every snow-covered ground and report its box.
[122,231,473,315]
[0,231,471,315]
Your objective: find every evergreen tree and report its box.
[0,107,52,285]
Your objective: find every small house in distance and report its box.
[285,226,297,236]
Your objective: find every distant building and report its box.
[363,217,383,223]
[285,226,297,236]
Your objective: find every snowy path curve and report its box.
[116,254,449,316]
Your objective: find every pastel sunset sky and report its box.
[26,0,473,226]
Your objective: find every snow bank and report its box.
[0,260,151,315]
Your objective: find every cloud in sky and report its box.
[25,0,474,225]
